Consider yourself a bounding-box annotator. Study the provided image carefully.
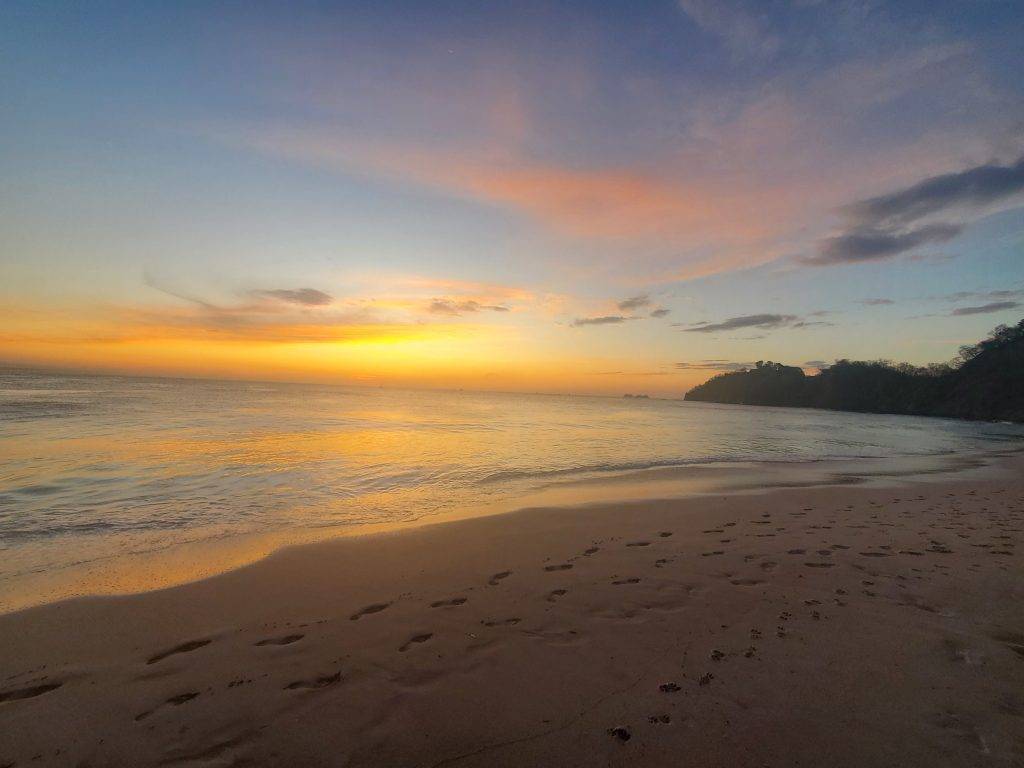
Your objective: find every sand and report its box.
[1,459,1023,767]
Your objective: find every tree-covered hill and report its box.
[683,320,1024,422]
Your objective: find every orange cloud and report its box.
[240,128,790,250]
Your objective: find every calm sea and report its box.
[2,369,1022,610]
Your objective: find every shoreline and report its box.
[2,447,1019,615]
[1,455,1022,766]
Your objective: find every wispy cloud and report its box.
[949,301,1020,316]
[618,294,651,311]
[848,155,1024,229]
[427,298,510,316]
[678,0,780,61]
[935,288,1024,302]
[650,308,671,318]
[681,313,798,333]
[572,315,633,327]
[860,298,895,306]
[791,319,836,328]
[675,359,755,372]
[250,288,333,306]
[806,155,1024,266]
[809,223,962,265]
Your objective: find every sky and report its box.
[2,0,1023,396]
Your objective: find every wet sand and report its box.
[1,458,1022,767]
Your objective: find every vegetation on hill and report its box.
[684,319,1024,422]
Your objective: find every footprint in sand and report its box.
[659,531,673,538]
[583,547,600,556]
[146,639,212,665]
[730,578,763,586]
[804,562,835,568]
[701,551,724,557]
[350,603,391,621]
[488,571,512,586]
[546,589,568,602]
[135,691,200,721]
[626,541,651,547]
[544,563,573,571]
[430,597,468,608]
[398,633,433,652]
[285,672,342,690]
[930,712,989,753]
[0,682,62,703]
[991,631,1024,659]
[255,633,304,646]
[481,617,521,627]
[612,578,641,585]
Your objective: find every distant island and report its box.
[623,393,650,399]
[684,319,1024,423]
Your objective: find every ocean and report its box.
[2,369,1022,610]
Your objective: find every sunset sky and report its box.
[2,0,1024,395]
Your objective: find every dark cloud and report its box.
[806,155,1024,267]
[572,315,632,327]
[804,360,830,369]
[949,301,1020,316]
[807,223,962,265]
[428,298,509,315]
[791,320,836,328]
[860,298,894,306]
[682,314,798,333]
[847,155,1024,229]
[938,288,1024,302]
[676,360,755,372]
[618,294,652,311]
[650,307,671,318]
[253,288,333,306]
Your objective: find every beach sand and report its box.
[1,459,1022,767]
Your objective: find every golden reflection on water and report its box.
[4,374,1022,614]
[2,451,1005,614]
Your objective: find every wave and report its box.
[478,456,746,484]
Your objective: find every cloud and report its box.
[807,155,1024,267]
[682,313,798,333]
[807,223,962,265]
[804,360,830,369]
[572,315,632,327]
[251,288,333,306]
[791,320,835,328]
[618,294,652,311]
[678,0,780,60]
[949,301,1020,316]
[847,155,1024,229]
[427,298,509,316]
[650,308,671,318]
[860,298,894,306]
[676,359,755,372]
[935,288,1024,302]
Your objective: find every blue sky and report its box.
[2,0,1023,393]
